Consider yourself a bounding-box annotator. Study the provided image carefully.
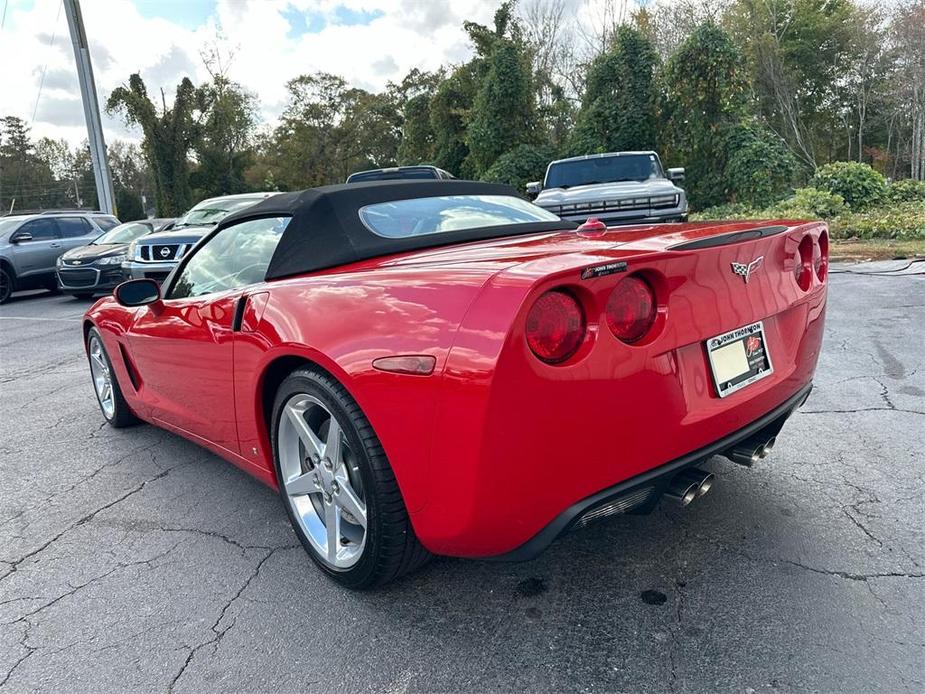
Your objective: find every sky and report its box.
[0,0,517,147]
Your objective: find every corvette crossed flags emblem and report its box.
[731,256,764,283]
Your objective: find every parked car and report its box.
[122,193,276,284]
[527,151,688,225]
[55,218,175,299]
[84,180,827,588]
[0,211,121,304]
[346,165,455,183]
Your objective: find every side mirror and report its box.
[10,231,33,244]
[114,278,161,307]
[525,181,542,197]
[667,167,685,182]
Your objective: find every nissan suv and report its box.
[527,151,687,226]
[0,211,120,303]
[122,193,277,283]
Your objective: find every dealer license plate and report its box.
[706,321,773,398]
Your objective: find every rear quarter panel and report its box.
[233,263,511,513]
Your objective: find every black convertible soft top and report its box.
[215,180,576,280]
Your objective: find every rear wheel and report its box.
[271,367,430,589]
[86,328,138,427]
[0,267,13,304]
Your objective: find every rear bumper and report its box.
[488,383,812,561]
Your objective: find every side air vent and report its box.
[118,343,142,390]
[669,225,788,251]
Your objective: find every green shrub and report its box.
[689,202,761,220]
[886,178,925,204]
[723,122,797,207]
[830,201,925,240]
[768,187,848,219]
[810,162,886,209]
[480,144,555,194]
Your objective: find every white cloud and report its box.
[0,0,501,147]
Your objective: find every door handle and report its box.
[49,242,62,248]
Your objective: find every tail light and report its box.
[815,232,829,282]
[795,236,814,290]
[606,275,657,343]
[525,290,586,364]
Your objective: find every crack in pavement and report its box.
[167,546,289,692]
[0,542,183,628]
[0,464,187,584]
[799,406,925,416]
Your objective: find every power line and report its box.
[1,0,9,31]
[31,0,64,124]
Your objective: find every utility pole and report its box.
[63,0,116,215]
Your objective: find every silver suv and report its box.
[527,151,688,226]
[122,193,277,284]
[0,211,120,303]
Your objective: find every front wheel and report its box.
[0,267,13,304]
[86,328,138,427]
[271,367,430,589]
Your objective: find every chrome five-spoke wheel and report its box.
[88,334,115,419]
[278,394,368,570]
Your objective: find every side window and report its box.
[57,217,93,238]
[168,216,290,300]
[19,219,59,241]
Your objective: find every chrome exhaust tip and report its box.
[678,467,715,497]
[664,475,700,506]
[759,436,776,459]
[725,435,776,466]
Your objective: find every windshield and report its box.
[174,197,266,229]
[93,221,152,245]
[545,154,664,189]
[359,195,560,238]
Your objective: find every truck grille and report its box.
[546,194,679,216]
[140,244,182,261]
[58,268,98,288]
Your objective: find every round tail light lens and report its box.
[606,275,657,343]
[525,290,586,364]
[795,235,814,290]
[815,232,829,282]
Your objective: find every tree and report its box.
[465,3,539,176]
[726,0,861,167]
[569,25,658,155]
[429,65,478,176]
[891,0,925,179]
[397,93,436,164]
[661,22,750,208]
[107,74,205,216]
[481,143,556,192]
[0,116,61,211]
[191,76,258,198]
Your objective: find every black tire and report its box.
[86,327,139,428]
[0,266,14,304]
[73,292,95,300]
[271,367,431,589]
[44,279,61,294]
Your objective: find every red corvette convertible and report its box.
[83,181,827,588]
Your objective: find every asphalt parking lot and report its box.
[0,267,923,693]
